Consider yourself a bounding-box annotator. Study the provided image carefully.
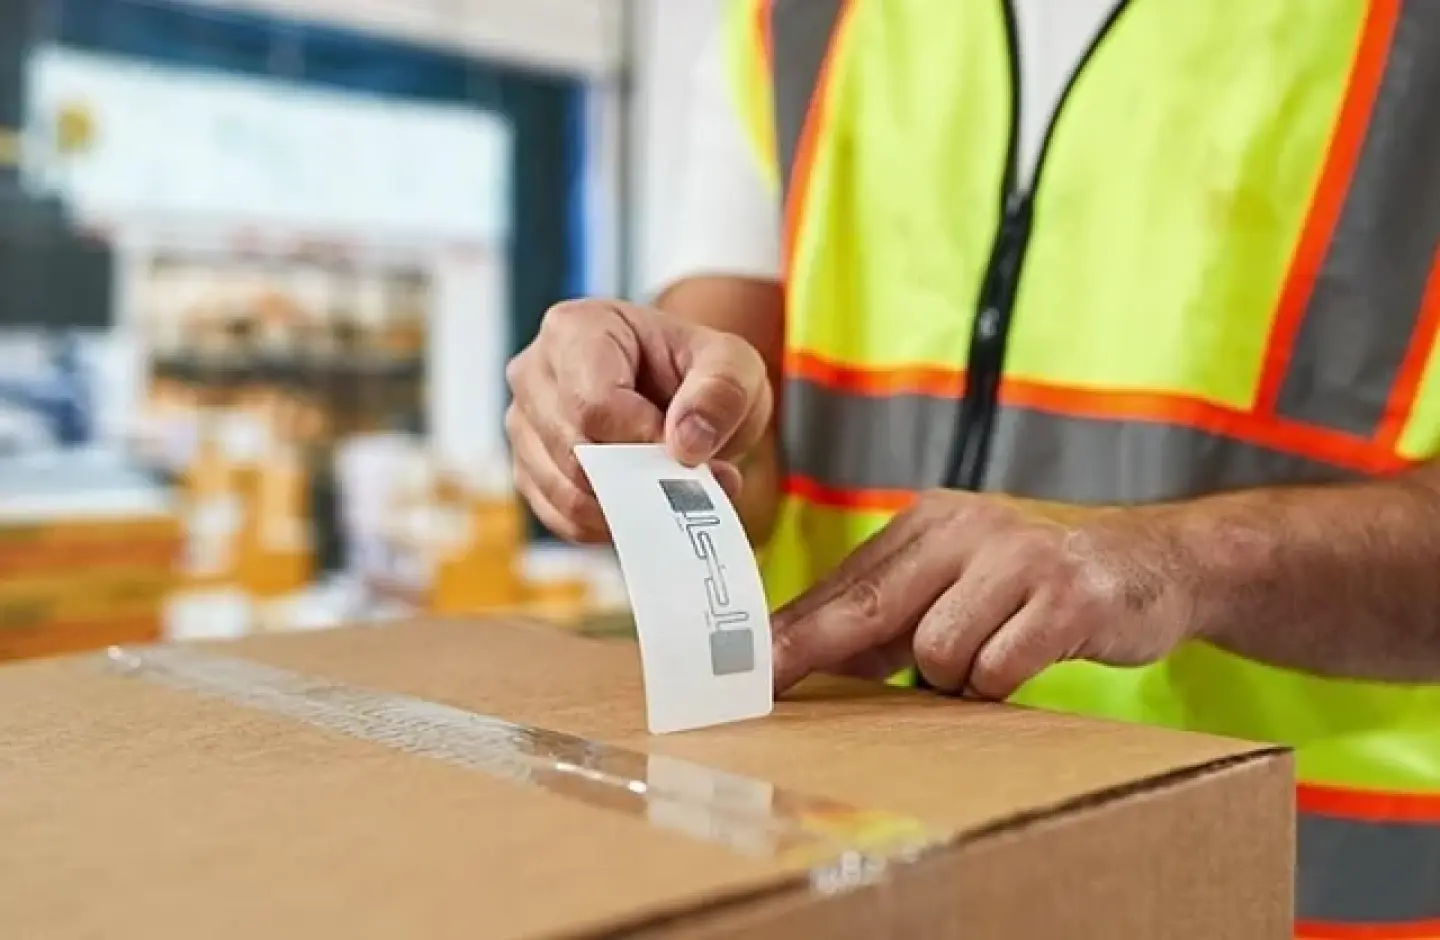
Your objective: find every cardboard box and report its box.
[0,619,1294,939]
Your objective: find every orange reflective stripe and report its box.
[1376,251,1440,451]
[783,474,916,514]
[785,350,965,397]
[1300,783,1440,825]
[1256,0,1401,414]
[1296,921,1440,939]
[755,0,774,65]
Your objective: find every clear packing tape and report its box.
[103,647,950,895]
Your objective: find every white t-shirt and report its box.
[652,0,1121,293]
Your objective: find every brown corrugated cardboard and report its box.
[0,618,1294,939]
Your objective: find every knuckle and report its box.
[903,491,948,529]
[1053,549,1114,606]
[503,352,527,388]
[912,490,974,534]
[912,629,954,679]
[839,577,886,629]
[541,298,590,329]
[771,619,806,664]
[551,480,594,522]
[968,499,1017,532]
[572,395,612,440]
[1008,528,1061,568]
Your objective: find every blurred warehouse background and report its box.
[0,0,720,655]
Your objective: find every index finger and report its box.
[539,301,639,400]
[770,507,962,693]
[540,301,664,444]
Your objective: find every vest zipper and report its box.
[942,0,1133,492]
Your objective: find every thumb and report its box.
[664,332,769,466]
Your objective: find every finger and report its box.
[966,602,1072,700]
[509,360,588,476]
[537,300,639,400]
[911,549,1032,693]
[771,506,960,693]
[831,634,915,683]
[771,495,967,630]
[509,415,609,542]
[665,332,769,466]
[515,462,604,544]
[533,302,665,445]
[710,459,743,504]
[714,379,773,462]
[565,384,666,446]
[505,391,591,504]
[513,358,660,493]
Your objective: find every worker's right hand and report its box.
[504,299,773,543]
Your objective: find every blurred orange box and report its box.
[517,579,592,626]
[0,613,163,662]
[238,546,313,600]
[0,514,182,662]
[0,515,180,547]
[0,568,176,626]
[0,534,182,579]
[431,551,522,615]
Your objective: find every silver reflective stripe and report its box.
[985,407,1359,503]
[1298,810,1440,924]
[782,378,960,492]
[783,378,1357,503]
[771,0,844,208]
[1275,0,1440,436]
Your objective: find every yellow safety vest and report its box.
[727,0,1440,934]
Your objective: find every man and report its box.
[506,1,1440,933]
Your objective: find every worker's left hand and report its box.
[770,490,1200,698]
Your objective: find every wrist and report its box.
[1173,501,1277,646]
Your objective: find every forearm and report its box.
[1155,463,1440,681]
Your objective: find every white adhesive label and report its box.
[575,444,773,735]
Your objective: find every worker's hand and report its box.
[770,491,1200,698]
[505,299,772,543]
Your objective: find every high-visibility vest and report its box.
[727,0,1440,933]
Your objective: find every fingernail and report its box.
[673,413,718,461]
